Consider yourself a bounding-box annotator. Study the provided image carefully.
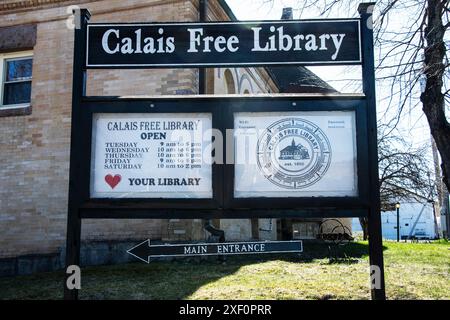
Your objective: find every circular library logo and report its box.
[257,118,332,189]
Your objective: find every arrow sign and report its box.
[127,240,303,263]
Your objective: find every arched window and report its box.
[224,69,236,94]
[239,74,253,94]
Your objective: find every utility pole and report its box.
[396,202,400,242]
[444,189,450,239]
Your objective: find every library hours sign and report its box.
[91,113,212,198]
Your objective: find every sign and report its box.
[86,20,361,67]
[127,240,303,263]
[90,113,213,198]
[65,6,387,300]
[234,111,357,198]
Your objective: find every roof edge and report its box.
[217,0,238,21]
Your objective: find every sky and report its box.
[224,0,441,151]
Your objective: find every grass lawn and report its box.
[0,240,448,300]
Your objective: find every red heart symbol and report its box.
[105,174,121,189]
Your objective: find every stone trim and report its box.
[0,24,36,53]
[0,0,191,15]
[0,105,32,117]
[0,0,88,13]
[0,239,161,277]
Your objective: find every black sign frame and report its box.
[86,19,361,68]
[77,95,369,218]
[79,97,224,210]
[223,95,369,211]
[65,3,385,301]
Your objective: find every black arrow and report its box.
[127,240,303,263]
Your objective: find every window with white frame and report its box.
[0,51,33,109]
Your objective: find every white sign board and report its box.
[234,111,358,198]
[90,113,212,198]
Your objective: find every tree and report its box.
[378,125,434,209]
[262,0,449,189]
[358,125,434,239]
[260,0,449,238]
[420,0,449,191]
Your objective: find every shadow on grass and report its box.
[303,241,387,264]
[300,240,370,263]
[0,241,383,300]
[76,241,377,299]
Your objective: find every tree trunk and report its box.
[431,135,444,206]
[421,0,450,192]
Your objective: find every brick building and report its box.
[0,0,350,276]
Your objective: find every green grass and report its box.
[0,240,448,300]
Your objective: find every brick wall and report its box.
[0,0,202,259]
[0,0,353,265]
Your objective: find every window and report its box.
[0,51,33,109]
[292,222,319,239]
